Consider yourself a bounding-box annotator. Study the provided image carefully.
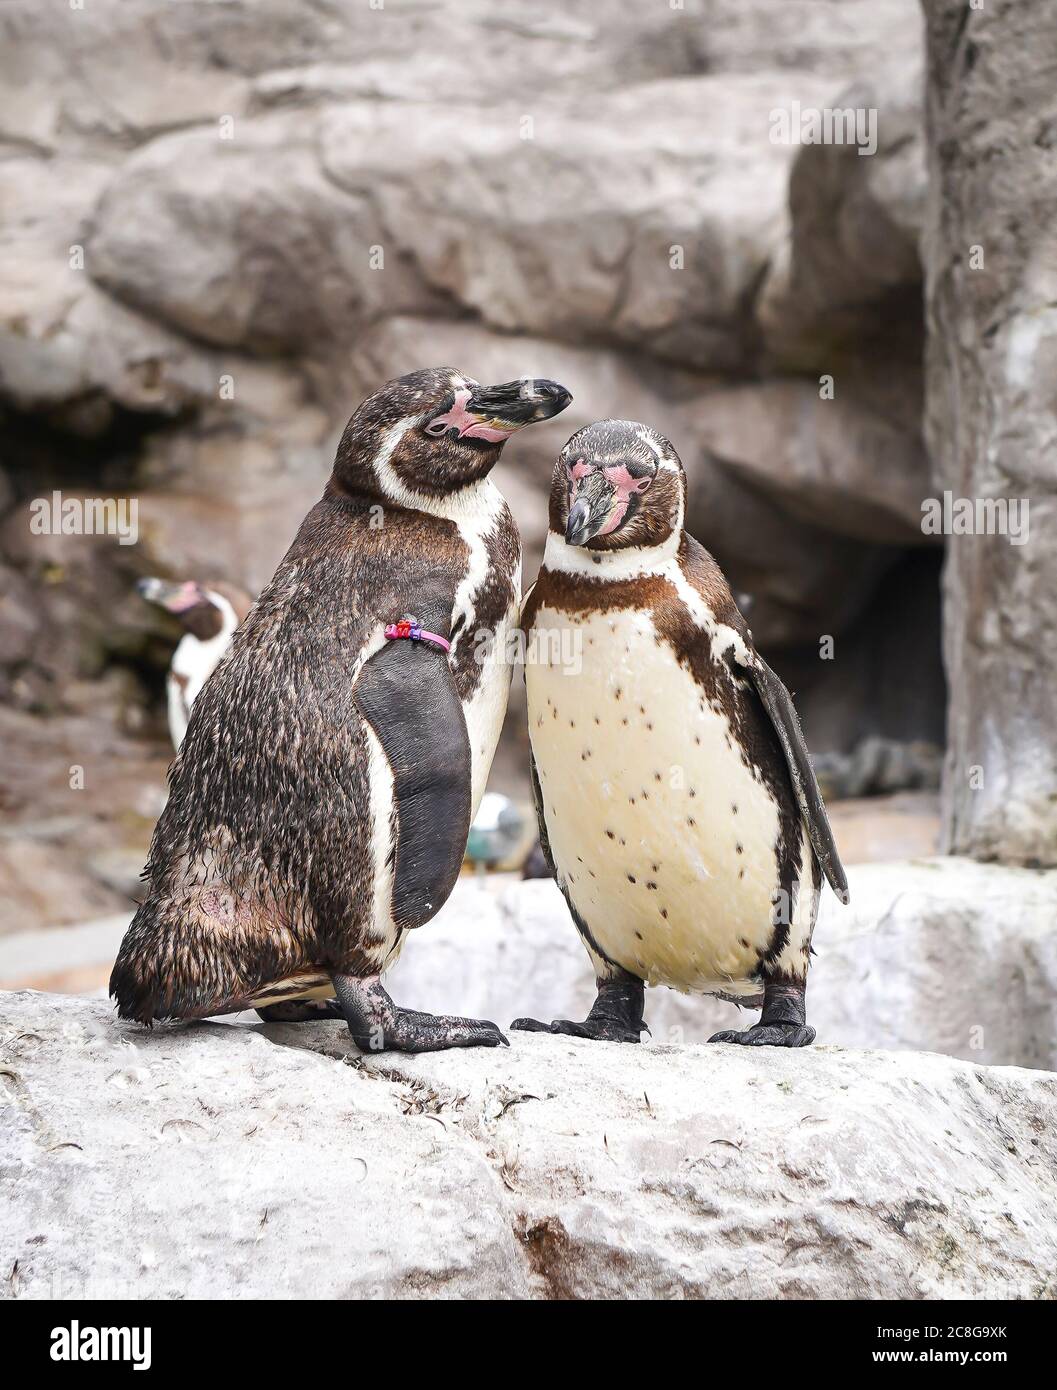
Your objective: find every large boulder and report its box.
[758,64,927,370]
[2,988,1055,1299]
[921,0,1057,864]
[321,75,829,372]
[683,370,930,547]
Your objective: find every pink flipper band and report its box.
[384,619,451,654]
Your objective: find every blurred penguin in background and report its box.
[137,578,252,749]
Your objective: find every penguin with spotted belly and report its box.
[111,368,571,1052]
[512,420,848,1047]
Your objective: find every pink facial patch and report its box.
[602,464,652,496]
[568,457,591,481]
[596,465,651,535]
[164,582,205,614]
[426,387,518,444]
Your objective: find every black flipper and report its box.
[741,654,849,904]
[354,628,472,931]
[527,747,556,877]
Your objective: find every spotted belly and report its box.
[527,603,800,996]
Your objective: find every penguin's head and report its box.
[552,420,685,552]
[136,578,251,640]
[333,368,572,502]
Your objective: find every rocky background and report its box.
[0,0,1053,943]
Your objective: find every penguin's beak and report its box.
[425,379,572,443]
[136,577,204,614]
[565,472,618,547]
[468,378,572,428]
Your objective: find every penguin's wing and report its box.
[354,634,472,932]
[740,652,849,905]
[527,746,557,877]
[680,536,849,905]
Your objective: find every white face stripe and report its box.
[370,414,496,522]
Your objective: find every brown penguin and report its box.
[512,420,847,1047]
[111,368,571,1052]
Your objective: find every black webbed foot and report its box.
[333,974,508,1053]
[512,1015,646,1043]
[709,976,814,1048]
[511,970,646,1044]
[708,1021,815,1048]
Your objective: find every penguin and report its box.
[511,420,847,1047]
[111,368,571,1051]
[136,578,253,748]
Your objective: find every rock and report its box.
[812,737,943,800]
[683,371,930,546]
[2,988,1055,1299]
[767,548,947,755]
[321,75,833,371]
[0,841,130,940]
[921,0,1057,865]
[87,111,442,354]
[758,64,927,370]
[824,792,940,864]
[388,860,1057,1070]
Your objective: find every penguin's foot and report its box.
[511,971,646,1044]
[709,975,814,1048]
[332,974,508,1053]
[256,999,343,1023]
[708,1021,816,1048]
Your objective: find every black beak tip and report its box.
[539,382,572,417]
[565,500,592,547]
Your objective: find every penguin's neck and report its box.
[542,527,681,583]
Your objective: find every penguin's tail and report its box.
[109,898,334,1025]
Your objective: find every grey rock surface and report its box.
[2,987,1055,1300]
[921,0,1057,865]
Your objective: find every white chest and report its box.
[527,603,784,995]
[445,484,520,817]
